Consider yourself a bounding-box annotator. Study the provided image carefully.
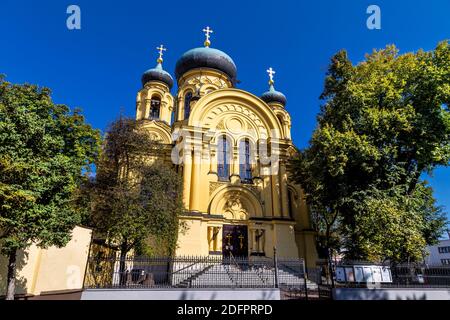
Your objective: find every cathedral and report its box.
[135,28,318,267]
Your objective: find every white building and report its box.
[425,232,450,266]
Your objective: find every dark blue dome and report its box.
[261,84,287,106]
[142,63,174,89]
[175,47,237,82]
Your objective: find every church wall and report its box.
[176,218,208,256]
[261,175,273,217]
[272,223,299,258]
[197,155,214,213]
[295,230,319,268]
[295,187,312,228]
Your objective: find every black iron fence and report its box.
[84,254,315,291]
[84,254,450,300]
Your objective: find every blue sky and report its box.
[0,0,449,223]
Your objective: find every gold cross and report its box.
[267,67,276,85]
[225,233,232,246]
[238,234,244,249]
[203,26,214,47]
[156,44,167,63]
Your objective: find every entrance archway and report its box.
[209,186,263,257]
[208,186,263,219]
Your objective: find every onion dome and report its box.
[260,67,286,106]
[141,44,174,89]
[175,26,237,83]
[261,84,287,106]
[141,63,174,89]
[175,47,237,82]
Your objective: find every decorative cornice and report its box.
[209,181,262,201]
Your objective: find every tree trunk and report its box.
[407,169,421,195]
[325,229,335,288]
[5,250,17,300]
[119,243,128,286]
[327,247,335,288]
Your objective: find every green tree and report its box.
[0,76,100,300]
[84,116,184,282]
[292,41,449,263]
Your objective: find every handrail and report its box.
[229,252,241,271]
[171,261,202,274]
[228,252,243,286]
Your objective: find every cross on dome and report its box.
[203,26,214,47]
[156,44,167,63]
[267,67,276,85]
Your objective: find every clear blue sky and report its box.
[0,0,449,222]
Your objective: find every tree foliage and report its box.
[82,116,184,257]
[292,41,450,262]
[0,75,100,254]
[0,76,100,298]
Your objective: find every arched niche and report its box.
[139,122,172,144]
[209,186,263,220]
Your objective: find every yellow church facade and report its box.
[135,29,318,267]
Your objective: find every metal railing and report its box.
[84,254,308,290]
[333,261,450,288]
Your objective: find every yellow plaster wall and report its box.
[176,219,208,256]
[0,226,92,297]
[0,245,40,296]
[272,223,300,258]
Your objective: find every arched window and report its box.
[184,92,193,119]
[217,136,231,181]
[239,139,252,183]
[277,115,285,136]
[150,96,161,119]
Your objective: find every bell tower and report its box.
[136,45,174,125]
[260,67,291,140]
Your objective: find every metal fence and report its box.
[85,255,450,298]
[84,254,312,290]
[333,261,450,288]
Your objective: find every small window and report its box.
[150,96,161,119]
[438,246,450,254]
[277,115,285,136]
[239,139,252,183]
[277,115,284,125]
[217,136,231,181]
[184,92,193,119]
[172,104,177,123]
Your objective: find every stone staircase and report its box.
[172,262,318,289]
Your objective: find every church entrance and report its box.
[222,225,248,258]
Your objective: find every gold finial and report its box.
[202,26,214,47]
[267,67,276,85]
[156,44,167,63]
